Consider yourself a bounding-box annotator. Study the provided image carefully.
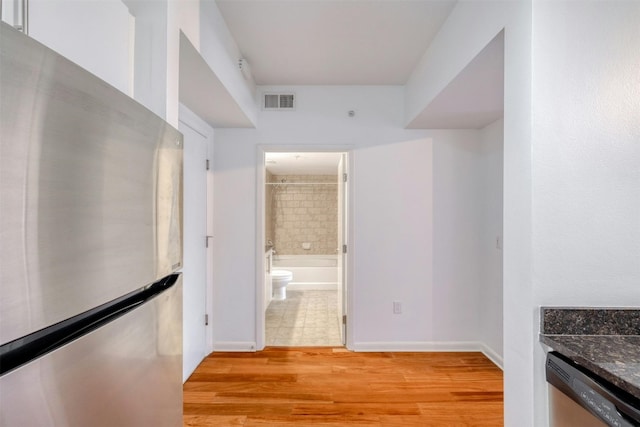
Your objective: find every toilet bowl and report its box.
[271,269,293,300]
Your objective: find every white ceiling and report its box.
[265,152,342,175]
[201,0,504,130]
[179,33,255,128]
[216,0,457,85]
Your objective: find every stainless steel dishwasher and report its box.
[546,352,640,427]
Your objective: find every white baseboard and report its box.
[480,343,504,370]
[351,341,482,352]
[211,340,503,369]
[213,341,257,352]
[351,341,504,370]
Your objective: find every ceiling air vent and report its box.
[263,93,295,111]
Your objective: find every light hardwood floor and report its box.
[183,347,503,426]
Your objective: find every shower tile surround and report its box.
[265,290,342,346]
[265,170,274,248]
[267,175,338,255]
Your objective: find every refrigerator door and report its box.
[0,23,182,345]
[0,276,183,427]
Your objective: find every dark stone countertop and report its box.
[540,307,640,399]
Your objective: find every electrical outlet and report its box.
[393,301,402,314]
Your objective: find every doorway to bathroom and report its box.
[257,149,350,349]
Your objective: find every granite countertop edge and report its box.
[540,333,640,398]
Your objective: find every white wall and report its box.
[123,0,256,128]
[432,130,482,345]
[407,1,533,424]
[211,132,258,349]
[413,1,639,426]
[213,85,434,349]
[477,119,504,364]
[531,1,640,424]
[431,120,503,365]
[196,1,257,125]
[124,0,169,118]
[353,137,433,346]
[124,0,190,126]
[500,2,534,424]
[28,0,133,95]
[532,1,640,305]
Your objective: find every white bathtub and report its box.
[272,254,338,290]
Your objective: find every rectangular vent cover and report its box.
[263,93,295,110]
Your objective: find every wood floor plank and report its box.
[183,415,246,426]
[187,381,333,396]
[295,372,407,384]
[379,414,501,427]
[210,391,334,404]
[418,401,504,424]
[230,363,333,375]
[330,391,465,404]
[183,347,503,426]
[290,402,421,416]
[188,372,297,383]
[369,379,504,392]
[243,414,382,426]
[184,402,295,417]
[183,391,218,404]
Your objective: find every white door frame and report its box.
[255,145,354,351]
[337,153,348,345]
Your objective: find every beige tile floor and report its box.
[265,290,342,346]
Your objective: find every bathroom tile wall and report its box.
[265,170,274,246]
[270,174,338,255]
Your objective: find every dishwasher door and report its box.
[546,352,640,427]
[549,385,608,427]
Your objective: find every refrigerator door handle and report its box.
[0,274,180,377]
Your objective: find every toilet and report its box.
[271,269,293,300]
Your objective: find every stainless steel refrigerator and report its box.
[0,23,183,426]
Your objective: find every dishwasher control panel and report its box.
[546,352,640,427]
